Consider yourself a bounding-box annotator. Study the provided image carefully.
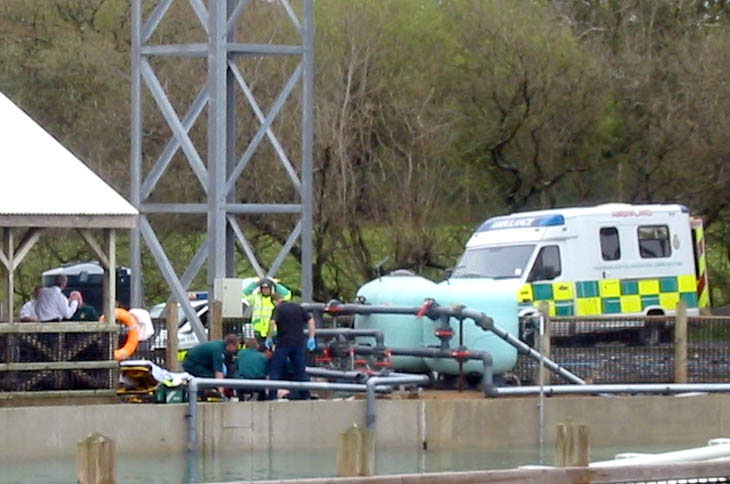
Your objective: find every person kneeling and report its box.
[235,338,270,401]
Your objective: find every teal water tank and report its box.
[354,270,437,372]
[422,278,520,376]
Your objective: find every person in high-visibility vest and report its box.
[243,277,292,342]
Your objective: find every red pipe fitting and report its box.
[416,300,434,318]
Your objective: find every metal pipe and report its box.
[353,345,495,397]
[314,328,385,347]
[366,375,431,431]
[305,367,367,381]
[187,377,393,451]
[493,383,730,397]
[461,309,585,385]
[303,301,584,385]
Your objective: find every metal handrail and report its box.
[186,376,430,451]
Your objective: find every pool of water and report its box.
[0,443,701,483]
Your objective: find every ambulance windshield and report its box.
[452,245,535,279]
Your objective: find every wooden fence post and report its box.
[535,302,552,386]
[77,432,116,484]
[674,300,688,383]
[165,301,179,372]
[210,300,223,341]
[555,422,589,467]
[337,424,374,477]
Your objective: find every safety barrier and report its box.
[186,375,430,451]
[0,321,119,396]
[513,314,730,385]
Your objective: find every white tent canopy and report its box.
[0,90,137,322]
[0,91,137,228]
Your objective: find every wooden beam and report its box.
[674,300,688,383]
[0,215,137,229]
[77,229,110,269]
[3,229,14,323]
[0,389,116,400]
[209,300,223,340]
[0,361,118,372]
[103,229,116,325]
[0,245,9,271]
[12,228,42,271]
[0,322,119,333]
[233,461,730,484]
[165,301,180,372]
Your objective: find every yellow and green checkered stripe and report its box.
[691,216,710,309]
[518,275,699,317]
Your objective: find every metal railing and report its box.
[186,374,430,451]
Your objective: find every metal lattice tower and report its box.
[130,0,314,341]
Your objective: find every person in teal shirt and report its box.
[234,338,270,400]
[183,334,240,379]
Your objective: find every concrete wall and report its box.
[2,394,730,458]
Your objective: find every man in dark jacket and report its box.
[265,294,316,400]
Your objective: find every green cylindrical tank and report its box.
[354,270,436,372]
[422,278,520,376]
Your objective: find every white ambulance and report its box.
[451,203,709,344]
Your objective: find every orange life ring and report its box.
[108,308,140,361]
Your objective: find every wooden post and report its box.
[3,228,14,323]
[555,422,589,467]
[77,432,116,484]
[165,301,180,371]
[337,424,374,477]
[103,229,116,325]
[210,300,223,341]
[674,300,688,383]
[535,302,552,386]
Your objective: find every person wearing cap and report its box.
[243,277,292,343]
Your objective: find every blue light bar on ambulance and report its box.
[477,214,565,232]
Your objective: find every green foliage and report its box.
[3,0,730,307]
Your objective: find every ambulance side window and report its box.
[527,246,561,282]
[638,225,671,258]
[600,227,621,261]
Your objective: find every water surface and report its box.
[0,443,701,484]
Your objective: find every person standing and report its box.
[243,278,292,343]
[265,293,316,400]
[69,291,100,321]
[19,286,42,322]
[34,275,79,322]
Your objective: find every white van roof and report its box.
[476,203,688,233]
